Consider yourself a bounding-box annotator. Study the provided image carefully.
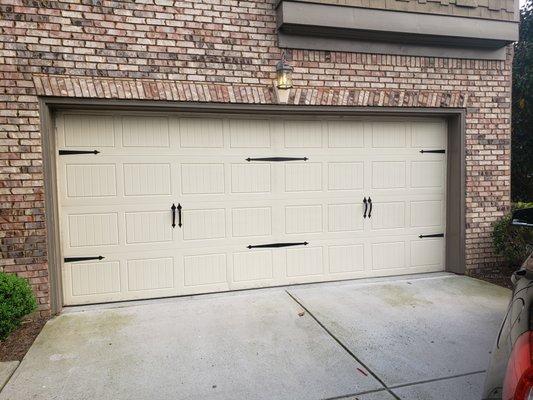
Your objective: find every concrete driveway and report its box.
[0,273,510,400]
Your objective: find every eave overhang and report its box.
[276,1,519,59]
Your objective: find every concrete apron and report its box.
[0,273,510,400]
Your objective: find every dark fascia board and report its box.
[278,32,508,60]
[277,1,519,49]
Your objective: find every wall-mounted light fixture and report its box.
[274,52,293,104]
[276,52,293,89]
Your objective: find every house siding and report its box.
[0,0,512,316]
[285,0,518,22]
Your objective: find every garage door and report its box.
[56,112,447,305]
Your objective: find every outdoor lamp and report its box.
[275,52,293,90]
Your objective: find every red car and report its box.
[483,208,533,400]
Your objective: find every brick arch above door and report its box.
[32,75,469,109]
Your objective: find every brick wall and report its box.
[0,0,512,316]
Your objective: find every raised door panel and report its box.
[183,253,227,287]
[285,163,322,192]
[122,116,170,148]
[179,118,224,148]
[125,211,173,244]
[233,251,274,282]
[328,162,364,191]
[123,164,171,196]
[286,247,324,278]
[232,207,272,237]
[127,258,174,291]
[231,164,271,193]
[181,164,225,195]
[67,213,119,248]
[65,164,117,198]
[61,114,115,148]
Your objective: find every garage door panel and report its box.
[327,121,365,148]
[372,161,406,189]
[411,161,445,188]
[126,257,174,291]
[179,118,224,148]
[285,163,322,192]
[328,162,364,191]
[232,207,272,237]
[182,208,226,240]
[231,163,271,193]
[233,250,274,282]
[370,202,406,230]
[285,205,323,234]
[69,260,121,297]
[123,163,172,196]
[283,120,323,148]
[65,164,117,198]
[67,212,119,248]
[410,200,443,227]
[183,253,227,287]
[57,113,447,305]
[329,244,365,274]
[410,239,444,267]
[121,116,171,148]
[125,211,174,244]
[328,203,364,232]
[181,163,225,194]
[229,119,272,148]
[411,121,447,148]
[61,113,116,148]
[286,246,324,278]
[371,241,406,270]
[371,122,408,148]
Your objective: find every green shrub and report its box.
[0,272,37,341]
[493,202,533,268]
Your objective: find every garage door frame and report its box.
[39,98,466,314]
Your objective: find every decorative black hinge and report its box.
[64,256,105,263]
[59,150,100,155]
[419,233,445,239]
[246,157,308,162]
[247,242,308,249]
[419,150,445,154]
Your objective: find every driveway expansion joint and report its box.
[387,369,487,390]
[285,290,401,400]
[0,361,20,393]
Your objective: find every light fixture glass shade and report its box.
[276,54,293,89]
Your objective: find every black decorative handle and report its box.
[246,157,308,162]
[59,149,100,155]
[171,203,176,228]
[177,203,182,228]
[64,256,104,263]
[247,242,308,249]
[363,197,368,219]
[420,149,446,154]
[419,233,444,238]
[368,197,373,218]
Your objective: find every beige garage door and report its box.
[56,112,447,305]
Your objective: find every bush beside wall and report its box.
[493,203,533,268]
[0,272,37,341]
